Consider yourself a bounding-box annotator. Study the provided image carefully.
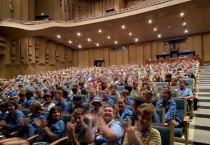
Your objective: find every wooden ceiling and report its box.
[0,0,210,49]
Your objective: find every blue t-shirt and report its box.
[92,120,124,145]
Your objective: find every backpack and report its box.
[194,98,199,111]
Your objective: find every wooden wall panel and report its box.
[35,65,46,73]
[68,0,73,19]
[21,0,29,20]
[56,62,66,70]
[192,35,202,57]
[143,43,151,62]
[11,66,21,78]
[136,44,143,65]
[88,49,95,66]
[151,42,158,60]
[46,65,56,71]
[4,66,12,79]
[83,50,89,66]
[157,41,164,55]
[178,42,186,52]
[11,39,20,65]
[85,0,91,17]
[0,0,2,19]
[164,44,171,54]
[119,0,127,9]
[28,37,36,64]
[1,0,11,19]
[104,48,109,66]
[20,37,29,64]
[0,55,4,78]
[46,41,56,65]
[115,50,122,65]
[110,0,114,9]
[109,49,116,65]
[122,49,128,64]
[95,49,103,60]
[56,45,65,63]
[203,34,210,61]
[21,64,30,76]
[28,0,35,20]
[13,0,21,19]
[98,0,103,14]
[129,45,136,64]
[187,37,193,51]
[4,39,11,65]
[102,0,107,13]
[29,64,36,74]
[37,38,46,65]
[78,50,84,67]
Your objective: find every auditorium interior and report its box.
[0,0,210,145]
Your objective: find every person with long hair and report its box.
[0,100,25,135]
[34,106,65,144]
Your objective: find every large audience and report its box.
[0,59,199,145]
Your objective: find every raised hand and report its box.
[66,122,75,135]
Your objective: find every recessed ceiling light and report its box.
[182,22,187,26]
[77,32,81,36]
[157,34,162,38]
[57,35,61,38]
[154,27,157,31]
[148,19,152,24]
[121,25,125,29]
[78,45,82,48]
[87,38,91,42]
[98,29,102,33]
[114,41,118,44]
[129,32,132,36]
[135,38,138,42]
[96,43,99,46]
[107,36,111,39]
[68,40,72,44]
[184,29,188,33]
[180,12,184,17]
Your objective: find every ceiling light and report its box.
[96,43,99,46]
[154,27,157,31]
[107,36,111,39]
[157,34,162,38]
[129,32,132,36]
[135,38,138,42]
[57,35,61,38]
[148,19,152,24]
[78,45,82,48]
[180,12,184,17]
[184,29,188,33]
[121,25,125,29]
[87,38,91,42]
[98,29,102,33]
[114,41,118,44]
[68,40,72,44]
[182,22,187,26]
[77,32,81,36]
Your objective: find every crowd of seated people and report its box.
[0,59,199,144]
